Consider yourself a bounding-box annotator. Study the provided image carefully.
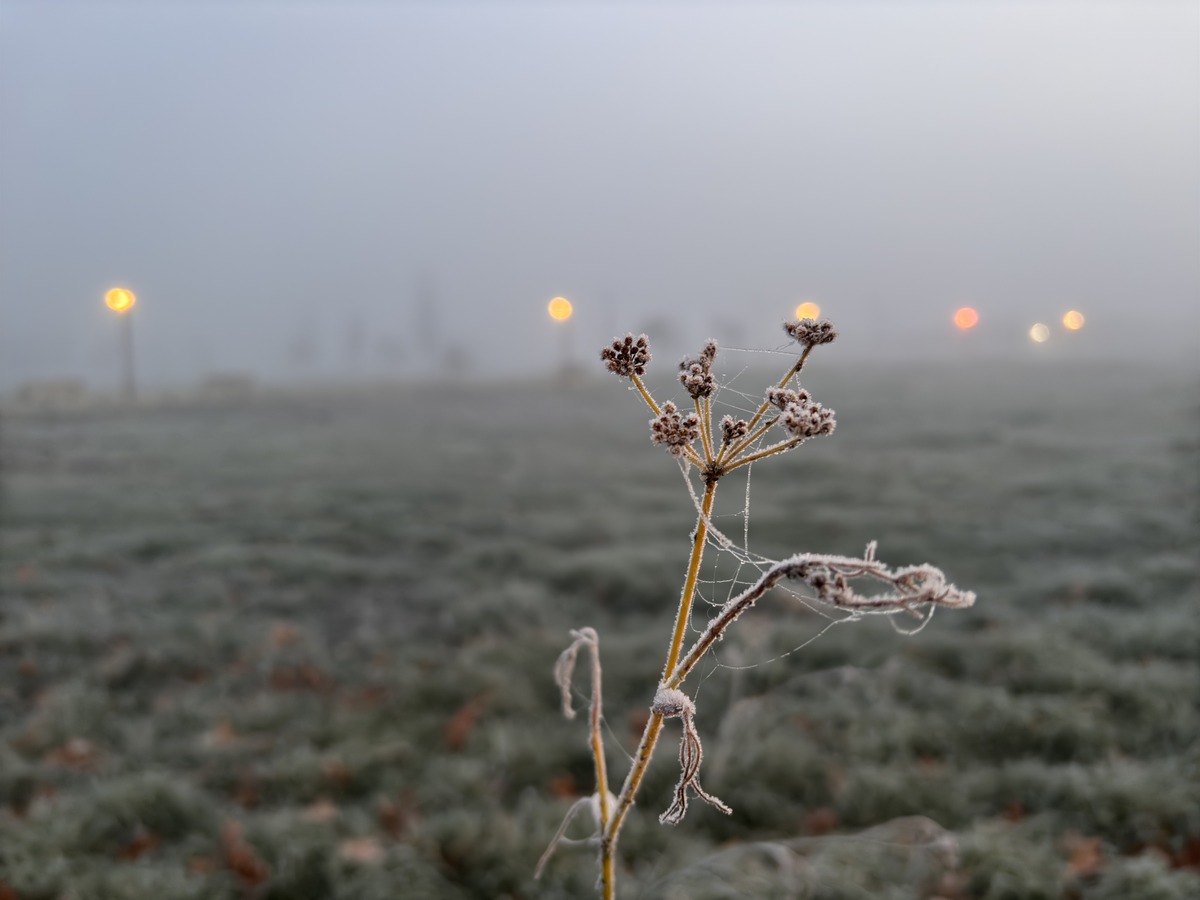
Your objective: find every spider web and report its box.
[669,342,866,690]
[571,341,938,749]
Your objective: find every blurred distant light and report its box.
[1062,310,1085,331]
[104,287,136,313]
[1029,323,1050,343]
[794,301,821,320]
[548,296,573,321]
[953,306,980,330]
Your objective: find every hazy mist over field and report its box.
[1,1,1197,392]
[3,7,1199,894]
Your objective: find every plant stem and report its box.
[723,437,802,474]
[719,414,778,466]
[600,477,718,897]
[588,633,614,900]
[601,711,665,898]
[588,635,610,840]
[697,397,714,462]
[663,478,717,681]
[630,373,661,416]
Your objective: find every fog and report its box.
[2,1,1197,392]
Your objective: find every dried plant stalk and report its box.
[546,321,976,899]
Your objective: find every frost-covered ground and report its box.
[1,359,1197,899]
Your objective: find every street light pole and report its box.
[547,296,574,376]
[120,311,136,403]
[105,287,138,404]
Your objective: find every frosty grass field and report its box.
[1,358,1197,899]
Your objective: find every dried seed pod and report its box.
[678,340,718,399]
[766,385,836,440]
[781,401,836,439]
[720,415,749,444]
[650,402,701,457]
[784,318,838,347]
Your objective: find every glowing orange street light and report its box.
[1062,310,1085,331]
[104,287,138,402]
[548,296,573,321]
[794,301,821,320]
[953,306,980,330]
[105,287,136,313]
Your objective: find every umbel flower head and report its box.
[650,402,701,457]
[720,415,749,444]
[678,340,718,400]
[784,318,838,347]
[767,386,836,439]
[601,334,651,378]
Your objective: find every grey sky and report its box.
[2,1,1197,390]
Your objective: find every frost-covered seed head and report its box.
[678,340,718,400]
[650,402,701,457]
[601,333,651,378]
[720,415,749,444]
[781,401,836,439]
[766,386,810,411]
[784,318,838,347]
[767,385,835,440]
[679,363,715,400]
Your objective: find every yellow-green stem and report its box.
[601,477,718,896]
[590,646,610,842]
[594,713,612,899]
[719,414,778,467]
[630,373,661,416]
[723,437,801,474]
[663,479,717,680]
[704,397,716,461]
[697,397,713,462]
[601,711,665,890]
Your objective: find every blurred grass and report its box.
[1,360,1197,898]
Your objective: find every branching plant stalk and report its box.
[737,344,812,437]
[719,346,811,464]
[546,321,976,899]
[723,437,802,473]
[630,372,660,416]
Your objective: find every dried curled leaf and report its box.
[651,687,730,825]
[553,628,599,720]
